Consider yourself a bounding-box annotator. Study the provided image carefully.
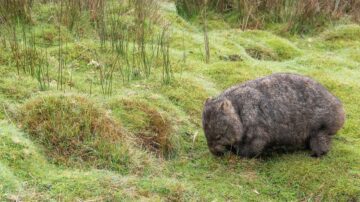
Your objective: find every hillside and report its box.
[0,1,359,201]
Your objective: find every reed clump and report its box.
[175,0,360,33]
[0,0,33,24]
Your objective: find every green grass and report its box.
[0,1,359,201]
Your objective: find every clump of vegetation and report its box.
[238,30,302,61]
[0,0,33,24]
[48,0,106,33]
[17,94,151,173]
[109,98,177,158]
[175,0,360,33]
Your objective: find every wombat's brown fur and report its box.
[202,73,345,157]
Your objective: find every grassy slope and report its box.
[0,2,360,201]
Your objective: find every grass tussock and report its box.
[240,30,302,61]
[109,98,176,158]
[17,94,151,173]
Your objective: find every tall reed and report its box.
[133,0,160,78]
[98,55,119,96]
[57,0,65,91]
[203,1,210,64]
[10,25,21,75]
[95,0,107,49]
[159,24,173,84]
[35,50,50,91]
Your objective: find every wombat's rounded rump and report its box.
[202,73,345,157]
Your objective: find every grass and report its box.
[0,1,359,201]
[0,74,38,100]
[0,121,198,200]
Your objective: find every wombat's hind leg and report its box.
[310,131,331,157]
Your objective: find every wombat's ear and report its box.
[205,97,212,105]
[220,99,232,111]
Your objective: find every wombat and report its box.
[202,73,345,157]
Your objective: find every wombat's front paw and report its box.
[310,151,326,158]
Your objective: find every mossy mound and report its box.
[239,31,302,61]
[18,94,150,173]
[109,98,176,158]
[317,24,360,49]
[321,24,360,41]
